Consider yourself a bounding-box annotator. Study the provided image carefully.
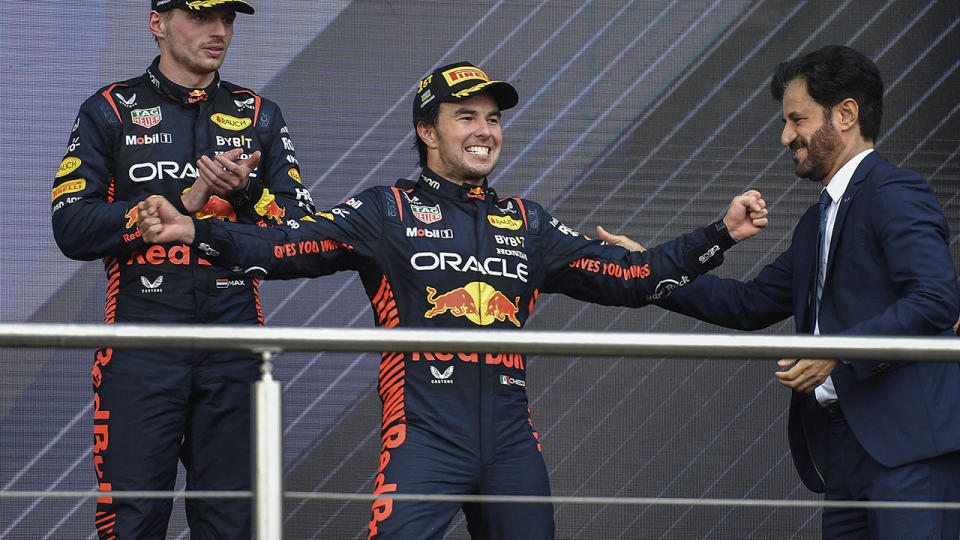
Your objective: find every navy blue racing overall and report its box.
[52,57,315,539]
[190,167,737,539]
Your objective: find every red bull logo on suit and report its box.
[424,281,521,327]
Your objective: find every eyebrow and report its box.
[452,106,501,118]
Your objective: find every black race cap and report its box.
[413,62,519,124]
[152,0,255,15]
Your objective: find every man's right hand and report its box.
[596,226,646,252]
[722,190,768,242]
[138,196,196,245]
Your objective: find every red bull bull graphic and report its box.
[194,194,238,222]
[124,205,139,230]
[188,89,208,103]
[424,282,521,327]
[254,188,286,225]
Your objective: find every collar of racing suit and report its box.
[145,55,222,107]
[403,167,500,202]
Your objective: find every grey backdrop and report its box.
[2,1,958,538]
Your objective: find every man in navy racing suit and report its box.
[138,61,768,539]
[50,1,315,538]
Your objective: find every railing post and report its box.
[254,350,283,539]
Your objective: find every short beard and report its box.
[791,115,842,183]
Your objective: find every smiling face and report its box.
[151,7,236,88]
[779,79,845,185]
[417,93,503,186]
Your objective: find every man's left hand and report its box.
[197,148,261,196]
[775,358,838,393]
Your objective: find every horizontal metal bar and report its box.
[283,492,960,511]
[3,489,960,511]
[0,490,250,499]
[0,323,957,362]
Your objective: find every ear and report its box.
[149,11,165,41]
[833,98,860,134]
[416,121,438,150]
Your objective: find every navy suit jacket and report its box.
[658,151,960,492]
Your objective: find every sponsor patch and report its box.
[116,93,136,108]
[56,157,82,178]
[424,281,522,327]
[442,66,490,86]
[430,365,454,384]
[254,189,285,225]
[140,275,164,293]
[131,107,162,129]
[52,178,86,201]
[125,133,172,146]
[406,227,453,239]
[487,215,522,230]
[499,374,526,387]
[188,89,208,103]
[411,204,443,224]
[210,113,252,131]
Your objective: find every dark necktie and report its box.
[810,189,832,329]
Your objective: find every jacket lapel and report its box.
[823,152,878,281]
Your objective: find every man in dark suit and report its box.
[601,45,960,538]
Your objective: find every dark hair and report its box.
[412,104,441,168]
[770,45,883,141]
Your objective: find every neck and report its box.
[157,56,215,88]
[823,138,873,187]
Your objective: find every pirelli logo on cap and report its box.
[442,66,490,87]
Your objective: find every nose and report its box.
[780,122,794,148]
[210,18,229,37]
[473,119,491,138]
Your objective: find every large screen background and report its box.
[2,1,958,538]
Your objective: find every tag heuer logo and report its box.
[131,107,162,129]
[411,204,442,224]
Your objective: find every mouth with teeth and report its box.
[465,146,490,156]
[789,141,807,164]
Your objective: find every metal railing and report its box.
[2,322,959,538]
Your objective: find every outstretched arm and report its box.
[596,189,768,250]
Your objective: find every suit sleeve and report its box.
[192,187,383,280]
[537,205,737,306]
[839,172,960,378]
[655,247,795,330]
[51,92,145,261]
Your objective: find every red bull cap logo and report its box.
[424,281,521,327]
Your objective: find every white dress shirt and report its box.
[814,148,874,405]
